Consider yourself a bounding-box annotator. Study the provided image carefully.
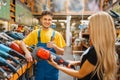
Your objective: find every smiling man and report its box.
[19,11,66,80]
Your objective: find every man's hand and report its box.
[25,52,33,62]
[47,41,56,48]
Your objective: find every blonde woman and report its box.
[48,11,118,80]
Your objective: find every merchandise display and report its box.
[0,49,20,64]
[0,31,34,80]
[0,44,25,60]
[0,56,17,74]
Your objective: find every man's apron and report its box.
[35,30,59,80]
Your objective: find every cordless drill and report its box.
[32,47,75,69]
[7,41,34,55]
[0,44,25,60]
[0,56,17,73]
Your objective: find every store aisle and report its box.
[58,46,75,80]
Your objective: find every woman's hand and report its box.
[47,56,59,68]
[67,60,81,66]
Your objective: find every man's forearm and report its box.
[53,44,65,55]
[19,40,30,54]
[19,40,33,62]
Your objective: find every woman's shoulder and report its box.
[89,46,96,53]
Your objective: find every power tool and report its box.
[32,47,75,69]
[14,32,24,39]
[5,31,24,40]
[0,56,17,73]
[7,41,34,55]
[6,42,25,55]
[0,67,7,78]
[0,49,20,64]
[0,33,9,41]
[0,44,25,60]
[1,32,15,41]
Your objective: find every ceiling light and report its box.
[52,20,57,22]
[58,20,67,23]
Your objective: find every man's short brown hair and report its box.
[41,11,53,17]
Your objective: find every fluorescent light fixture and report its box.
[52,20,57,22]
[52,23,56,25]
[58,20,67,23]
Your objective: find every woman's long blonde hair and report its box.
[89,12,118,80]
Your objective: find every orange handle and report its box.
[10,42,25,55]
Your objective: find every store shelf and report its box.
[81,42,89,49]
[73,50,84,54]
[10,8,15,12]
[82,32,89,35]
[10,3,15,7]
[10,14,15,18]
[8,61,35,80]
[81,31,90,50]
[10,0,16,23]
